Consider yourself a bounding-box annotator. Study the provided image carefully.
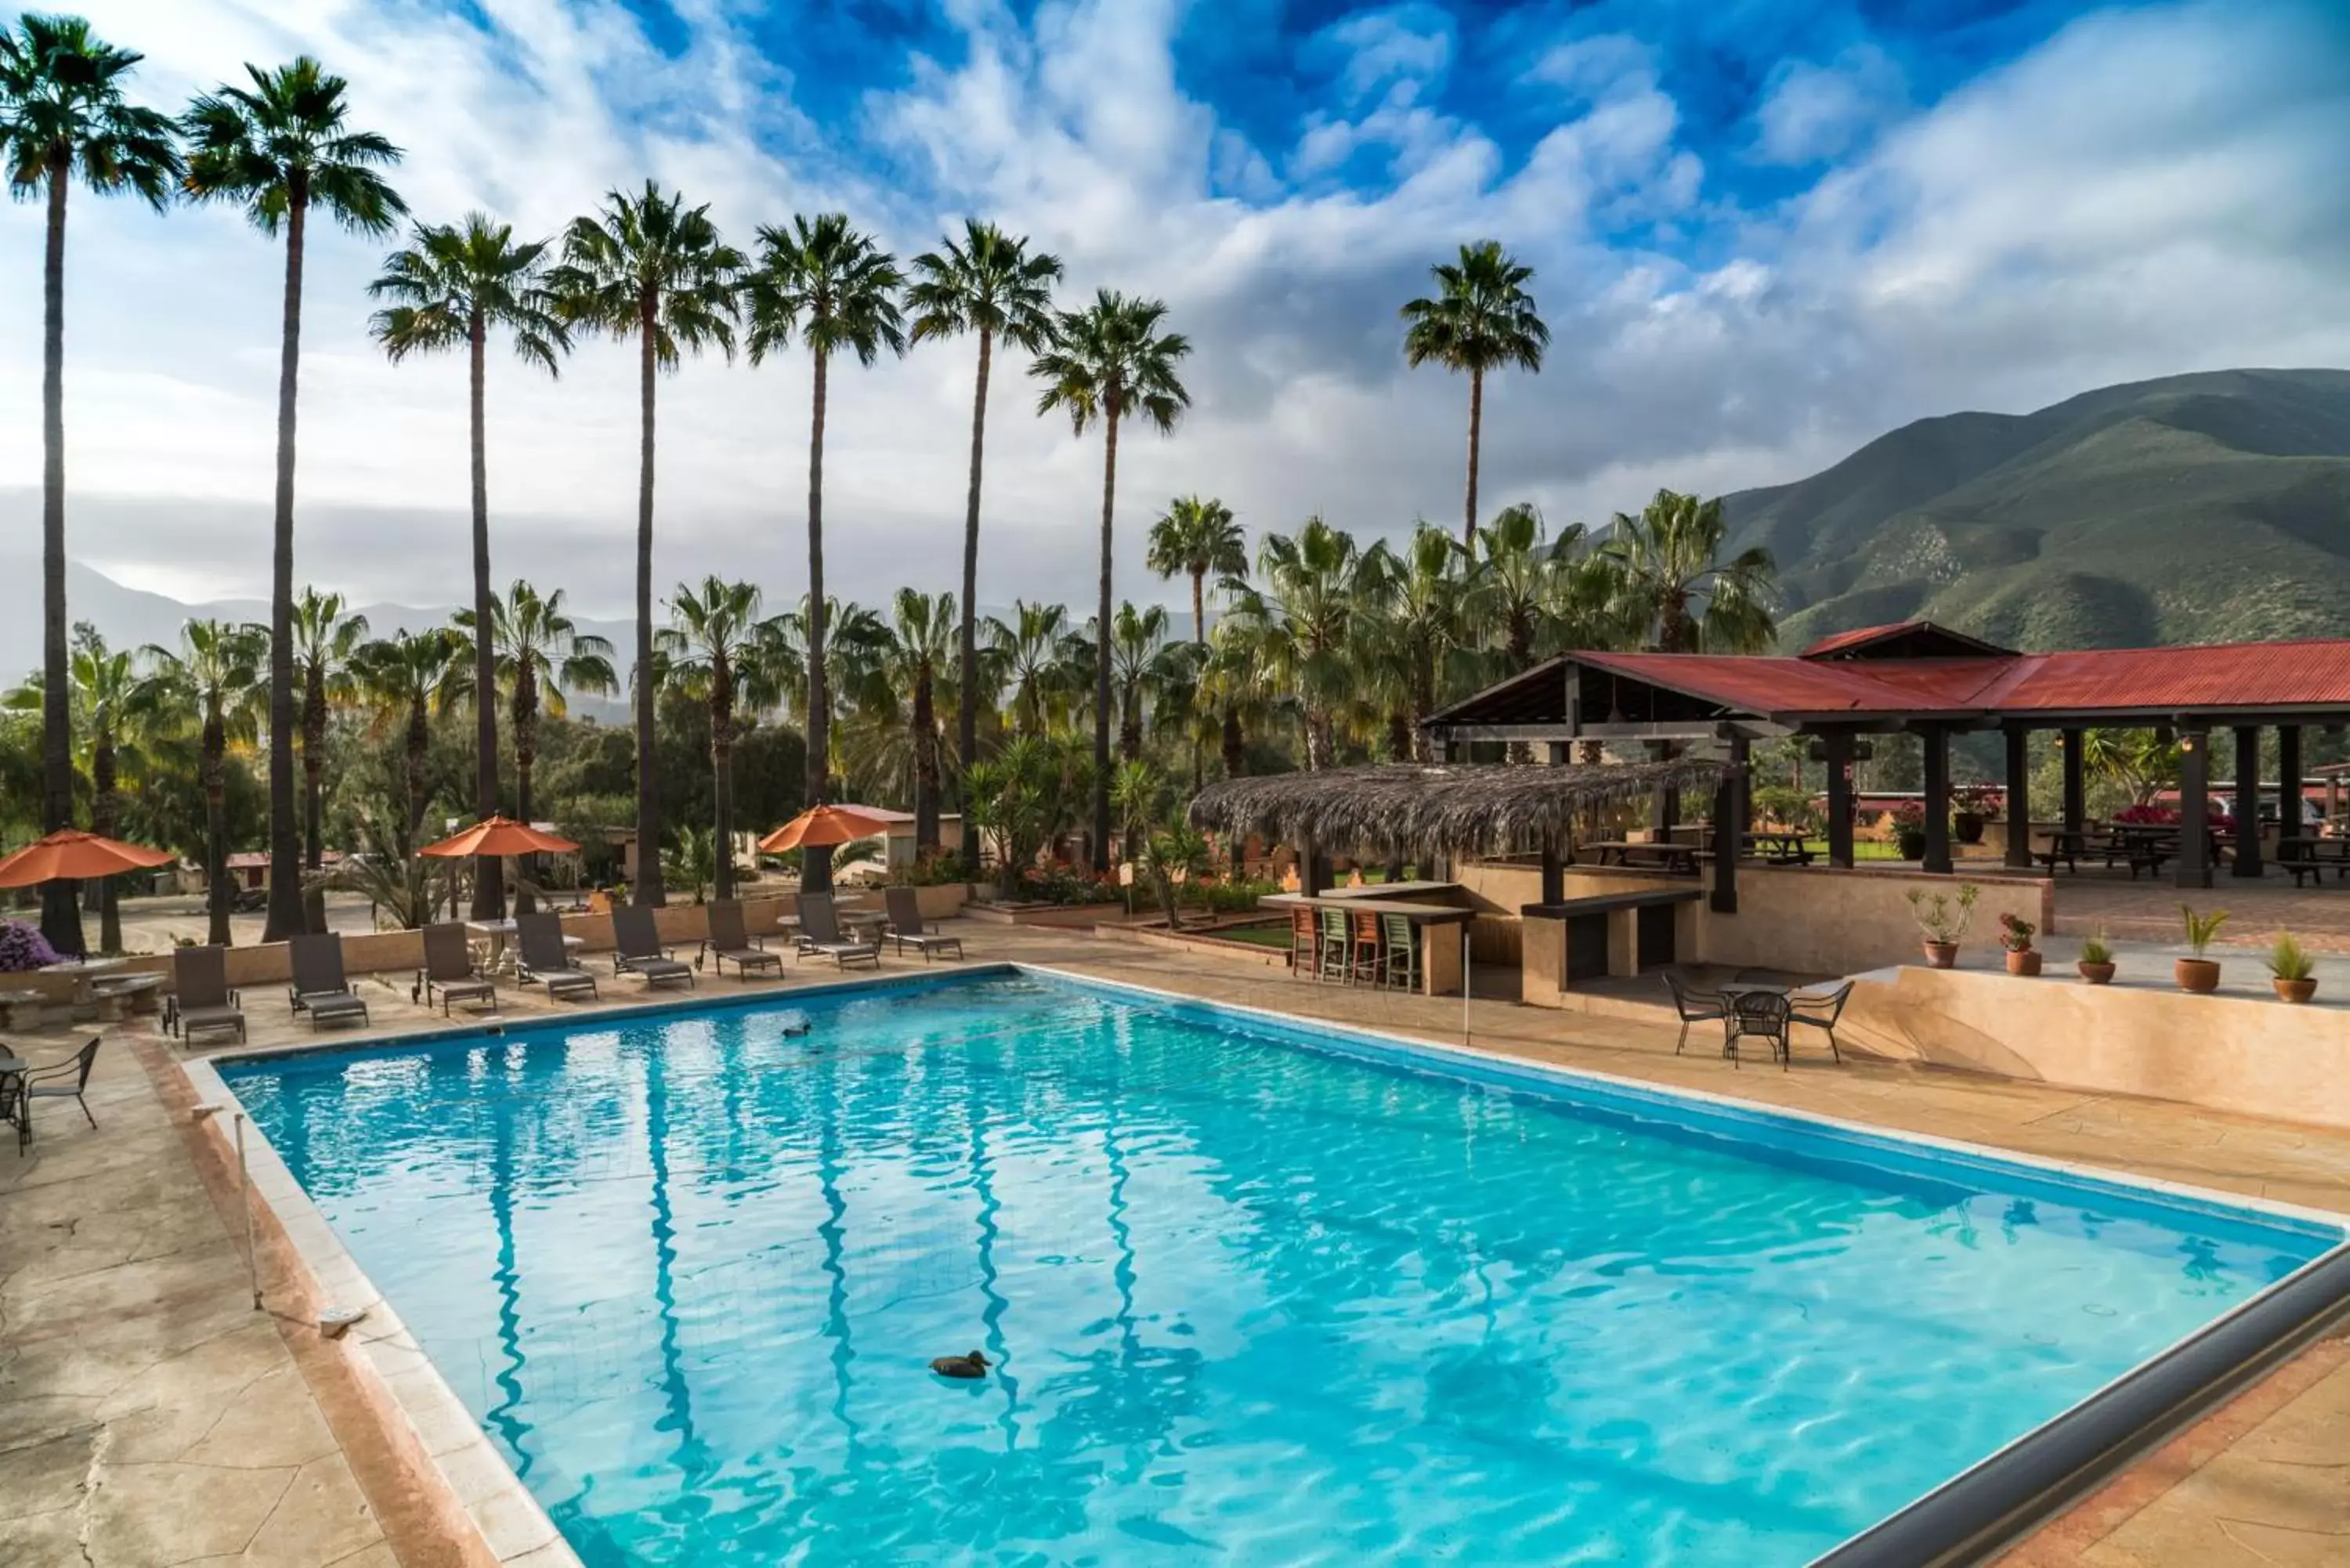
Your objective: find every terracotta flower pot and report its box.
[2175,958,2222,994]
[1922,941,1959,969]
[2077,961,2116,985]
[2273,977,2318,1004]
[2005,948,2042,977]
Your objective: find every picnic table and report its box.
[1581,840,1704,875]
[2277,836,2350,887]
[1742,831,1815,865]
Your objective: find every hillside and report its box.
[1723,368,2350,649]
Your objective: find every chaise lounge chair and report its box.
[287,934,371,1031]
[167,945,246,1045]
[700,899,783,980]
[794,892,881,970]
[882,887,963,962]
[612,907,695,989]
[516,913,599,1002]
[414,923,497,1015]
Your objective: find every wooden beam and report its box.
[2061,728,2085,838]
[2175,728,2212,891]
[2004,726,2033,871]
[1823,730,1856,869]
[1710,735,1745,915]
[2280,725,2304,843]
[2232,726,2263,879]
[1922,724,1954,875]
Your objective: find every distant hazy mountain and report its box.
[1722,368,2350,649]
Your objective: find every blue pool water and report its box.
[222,970,2338,1566]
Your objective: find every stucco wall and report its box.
[1844,964,2350,1131]
[1697,865,2052,976]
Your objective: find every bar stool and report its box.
[1287,905,1318,977]
[1318,908,1351,981]
[1379,912,1421,991]
[1350,911,1383,984]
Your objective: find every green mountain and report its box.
[1722,368,2350,650]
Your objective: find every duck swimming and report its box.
[930,1349,990,1380]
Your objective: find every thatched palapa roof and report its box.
[1188,759,1731,858]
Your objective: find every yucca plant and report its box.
[2266,933,2314,983]
[2078,927,2114,965]
[2179,904,2229,958]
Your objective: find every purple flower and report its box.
[0,919,62,974]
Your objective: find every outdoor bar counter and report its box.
[1261,889,1476,995]
[1519,887,1705,1006]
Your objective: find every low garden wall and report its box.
[1696,865,2052,977]
[1843,964,2350,1131]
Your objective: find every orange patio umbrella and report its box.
[759,804,896,854]
[418,815,580,859]
[0,829,177,888]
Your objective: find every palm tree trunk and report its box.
[1091,407,1119,873]
[1221,708,1244,779]
[37,161,83,956]
[302,669,327,931]
[956,327,991,875]
[262,184,309,943]
[93,736,120,954]
[512,681,537,916]
[1191,569,1206,649]
[407,704,430,842]
[203,717,230,946]
[802,345,833,896]
[913,670,938,857]
[468,310,505,919]
[1462,363,1483,547]
[633,296,665,906]
[710,703,735,903]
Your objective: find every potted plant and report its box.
[1906,883,1979,968]
[1998,912,2041,976]
[2077,927,2117,985]
[1891,800,1929,862]
[2175,905,2228,993]
[2267,933,2318,1004]
[1954,783,2001,846]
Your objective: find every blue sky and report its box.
[1,0,2346,626]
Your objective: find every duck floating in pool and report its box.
[930,1349,990,1380]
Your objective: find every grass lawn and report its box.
[1802,839,1907,861]
[1215,921,1293,948]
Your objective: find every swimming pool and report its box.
[218,967,2343,1566]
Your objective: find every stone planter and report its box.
[1922,941,1959,969]
[2175,958,2222,994]
[1896,828,1928,861]
[2273,977,2318,1005]
[2005,948,2042,977]
[2077,961,2117,985]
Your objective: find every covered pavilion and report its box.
[1423,622,2350,890]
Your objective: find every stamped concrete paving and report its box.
[4,916,2345,1566]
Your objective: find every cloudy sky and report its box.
[3,0,2348,628]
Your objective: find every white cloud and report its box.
[0,0,2345,658]
[1752,44,1907,166]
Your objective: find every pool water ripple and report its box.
[222,972,2336,1566]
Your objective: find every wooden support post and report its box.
[2003,726,2033,870]
[2232,726,2263,879]
[1299,831,1325,898]
[2280,725,2303,844]
[1824,730,1855,869]
[2061,728,2085,839]
[1921,725,1954,875]
[1540,834,1563,905]
[2175,727,2212,891]
[1711,736,1746,914]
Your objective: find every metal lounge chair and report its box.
[1723,989,1792,1071]
[414,923,497,1015]
[882,887,963,962]
[516,913,599,1002]
[167,945,246,1045]
[20,1037,100,1140]
[700,899,783,980]
[794,892,881,970]
[1664,971,1725,1055]
[1786,979,1855,1064]
[0,1064,23,1154]
[287,934,371,1031]
[612,908,695,988]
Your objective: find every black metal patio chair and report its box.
[1787,980,1855,1064]
[1664,971,1725,1055]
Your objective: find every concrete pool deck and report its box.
[2,916,2344,1566]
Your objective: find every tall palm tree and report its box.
[0,14,182,955]
[1144,495,1246,649]
[838,589,959,858]
[369,211,569,919]
[743,212,906,897]
[1361,526,1472,761]
[143,620,266,945]
[182,56,405,941]
[1220,518,1378,771]
[1031,290,1191,870]
[353,628,462,842]
[655,577,788,903]
[1099,602,1184,763]
[288,587,367,929]
[906,221,1062,814]
[546,182,743,907]
[1401,241,1548,545]
[1597,489,1777,652]
[452,581,616,913]
[1468,503,1605,673]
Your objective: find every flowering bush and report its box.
[1889,800,1926,827]
[1954,783,2005,818]
[0,919,61,974]
[2113,804,2178,825]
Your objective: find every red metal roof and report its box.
[1577,638,2350,721]
[1799,623,1915,658]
